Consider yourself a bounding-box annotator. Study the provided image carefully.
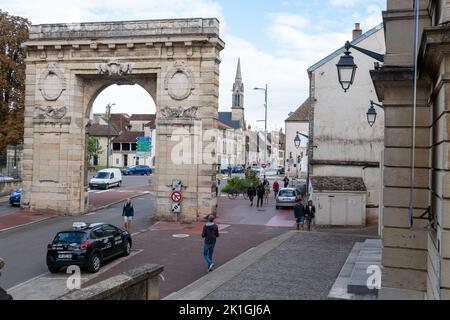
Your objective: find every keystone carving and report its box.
[96,60,134,76]
[160,106,198,119]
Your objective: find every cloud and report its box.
[329,0,361,7]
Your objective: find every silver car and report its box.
[276,188,301,209]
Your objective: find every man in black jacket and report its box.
[247,184,257,207]
[202,215,220,273]
[256,183,265,208]
[294,199,306,231]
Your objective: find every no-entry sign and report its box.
[171,192,183,203]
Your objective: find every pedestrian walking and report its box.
[227,165,232,178]
[283,176,290,188]
[264,180,270,205]
[202,215,220,273]
[294,199,306,231]
[247,184,257,207]
[273,180,280,198]
[305,200,316,232]
[122,198,134,233]
[256,182,265,208]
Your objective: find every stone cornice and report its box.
[418,25,450,80]
[310,160,380,168]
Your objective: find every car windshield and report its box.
[53,232,86,244]
[95,172,109,179]
[279,190,296,197]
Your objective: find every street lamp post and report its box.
[106,103,115,169]
[254,85,268,168]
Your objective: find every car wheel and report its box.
[123,240,131,257]
[106,184,110,190]
[88,253,101,273]
[276,206,280,210]
[48,266,60,273]
[118,181,122,187]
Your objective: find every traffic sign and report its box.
[136,136,152,154]
[171,192,183,203]
[171,202,181,214]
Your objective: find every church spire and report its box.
[232,58,245,124]
[232,58,244,110]
[235,58,242,82]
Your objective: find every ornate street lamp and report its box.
[336,42,357,93]
[294,134,301,149]
[367,100,384,127]
[336,41,385,93]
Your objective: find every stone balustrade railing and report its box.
[0,258,13,300]
[58,264,164,300]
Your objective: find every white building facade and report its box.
[308,23,385,226]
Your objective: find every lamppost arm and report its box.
[345,41,384,63]
[370,100,384,109]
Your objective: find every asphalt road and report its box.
[0,192,155,290]
[0,200,20,217]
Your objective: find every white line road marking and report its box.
[94,190,112,194]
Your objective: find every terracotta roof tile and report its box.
[286,98,310,122]
[311,176,367,192]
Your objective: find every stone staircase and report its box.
[328,239,382,300]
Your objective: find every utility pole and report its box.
[264,84,268,167]
[106,103,115,169]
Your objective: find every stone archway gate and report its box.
[22,19,224,222]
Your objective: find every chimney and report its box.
[353,23,362,40]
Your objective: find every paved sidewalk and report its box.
[168,231,377,300]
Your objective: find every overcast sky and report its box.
[1,0,385,131]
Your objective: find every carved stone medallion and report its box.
[35,106,68,119]
[38,63,67,101]
[97,60,134,76]
[164,60,195,101]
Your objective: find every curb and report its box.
[88,191,152,214]
[164,230,296,300]
[0,214,59,233]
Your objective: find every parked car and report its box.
[276,188,301,209]
[122,165,152,176]
[9,188,22,206]
[276,166,285,175]
[0,175,14,182]
[46,222,132,273]
[89,169,122,190]
[233,165,245,174]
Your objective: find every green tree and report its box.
[88,137,103,161]
[0,10,30,156]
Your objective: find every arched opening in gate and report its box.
[85,82,157,211]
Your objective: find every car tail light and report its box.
[80,242,93,250]
[47,243,53,250]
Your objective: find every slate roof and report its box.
[286,98,310,122]
[87,124,119,137]
[113,131,145,143]
[311,176,367,192]
[218,120,233,130]
[219,112,242,129]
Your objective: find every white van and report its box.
[89,169,122,190]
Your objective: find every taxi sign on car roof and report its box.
[72,222,87,230]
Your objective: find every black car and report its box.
[46,222,132,273]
